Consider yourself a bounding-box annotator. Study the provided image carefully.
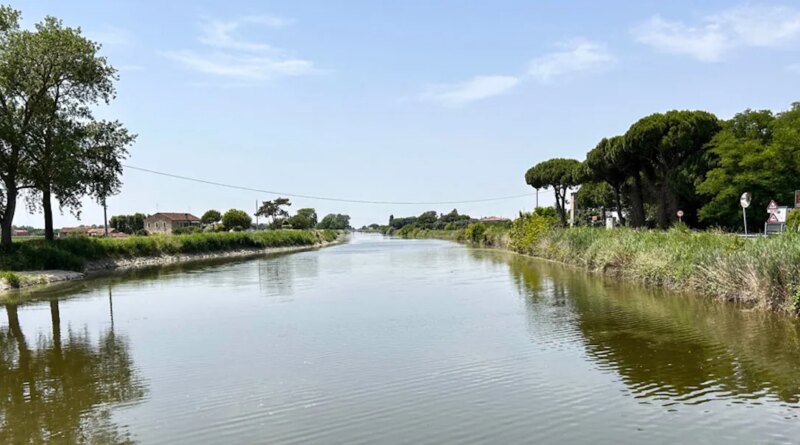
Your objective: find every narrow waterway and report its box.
[2,233,800,444]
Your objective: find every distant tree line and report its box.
[0,6,134,248]
[385,209,475,233]
[526,102,800,230]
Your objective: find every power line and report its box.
[123,164,531,205]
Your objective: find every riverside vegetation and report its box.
[0,230,338,275]
[396,212,800,315]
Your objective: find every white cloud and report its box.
[633,5,800,62]
[162,14,314,82]
[418,75,521,106]
[528,40,614,82]
[417,39,612,107]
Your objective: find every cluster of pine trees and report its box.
[526,103,800,230]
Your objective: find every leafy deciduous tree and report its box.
[221,209,252,231]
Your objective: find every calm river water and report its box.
[2,234,800,443]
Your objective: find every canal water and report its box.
[2,233,800,444]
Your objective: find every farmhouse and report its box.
[144,212,201,235]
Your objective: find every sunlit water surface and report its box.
[2,233,800,444]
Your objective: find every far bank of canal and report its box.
[1,233,799,443]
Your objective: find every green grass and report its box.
[404,216,800,314]
[0,271,21,288]
[0,230,339,272]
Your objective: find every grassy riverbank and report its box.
[399,217,800,314]
[0,230,339,273]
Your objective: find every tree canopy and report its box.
[221,209,252,231]
[255,198,292,225]
[317,214,351,230]
[201,210,222,225]
[698,106,800,229]
[525,158,583,226]
[288,208,317,229]
[0,6,133,245]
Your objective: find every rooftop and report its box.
[146,212,200,222]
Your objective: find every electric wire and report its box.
[123,164,530,205]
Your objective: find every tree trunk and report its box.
[656,177,672,230]
[629,174,646,228]
[43,187,54,241]
[554,188,567,226]
[1,178,17,250]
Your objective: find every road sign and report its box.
[740,192,751,209]
[768,212,780,223]
[767,200,779,212]
[676,210,684,221]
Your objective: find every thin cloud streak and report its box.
[418,39,613,107]
[528,40,614,82]
[162,14,314,82]
[633,5,800,62]
[418,75,521,106]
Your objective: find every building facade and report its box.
[144,213,201,235]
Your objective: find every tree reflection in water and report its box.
[0,288,146,444]
[470,249,800,406]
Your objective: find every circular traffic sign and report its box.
[677,210,684,218]
[740,192,751,209]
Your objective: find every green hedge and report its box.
[0,230,338,272]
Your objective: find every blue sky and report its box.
[11,0,800,228]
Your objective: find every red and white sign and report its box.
[768,212,780,223]
[767,200,779,212]
[676,210,684,218]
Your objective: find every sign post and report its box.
[764,199,787,234]
[740,192,751,235]
[676,209,684,223]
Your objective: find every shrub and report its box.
[173,226,202,235]
[464,222,487,244]
[509,212,556,253]
[787,209,800,232]
[1,271,21,288]
[397,225,419,238]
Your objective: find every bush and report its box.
[787,209,800,232]
[222,209,252,231]
[1,271,21,288]
[464,222,487,244]
[396,225,420,238]
[173,226,202,235]
[509,212,557,253]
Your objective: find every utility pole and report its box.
[535,188,539,208]
[255,200,259,229]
